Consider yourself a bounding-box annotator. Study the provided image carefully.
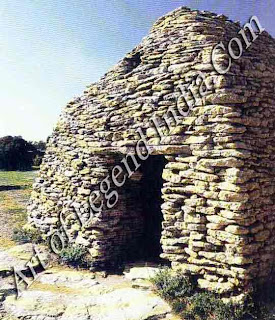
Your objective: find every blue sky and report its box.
[0,0,274,141]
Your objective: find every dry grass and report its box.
[0,171,37,247]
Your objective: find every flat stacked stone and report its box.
[27,7,275,300]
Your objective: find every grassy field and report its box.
[0,170,37,247]
[0,170,37,187]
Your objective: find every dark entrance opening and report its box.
[119,154,168,266]
[138,155,167,261]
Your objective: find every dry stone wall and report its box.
[27,7,275,300]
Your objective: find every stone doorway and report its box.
[123,155,167,263]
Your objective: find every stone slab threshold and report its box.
[0,244,180,320]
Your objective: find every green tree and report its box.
[0,136,36,170]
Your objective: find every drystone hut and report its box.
[27,7,275,300]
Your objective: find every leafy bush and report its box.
[150,267,196,300]
[182,292,246,320]
[13,226,43,244]
[150,268,259,320]
[59,244,87,267]
[13,228,30,243]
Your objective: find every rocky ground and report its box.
[0,243,177,320]
[0,171,178,320]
